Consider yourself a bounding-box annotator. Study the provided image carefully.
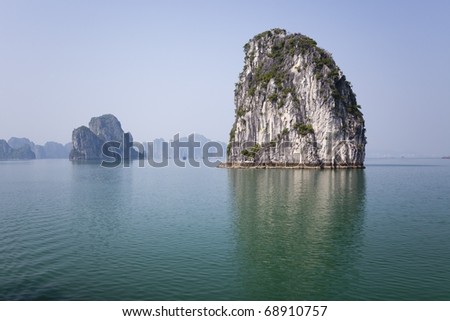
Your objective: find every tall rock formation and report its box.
[226,29,366,168]
[69,114,137,161]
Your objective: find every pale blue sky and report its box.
[0,0,449,156]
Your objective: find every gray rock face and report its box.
[70,126,105,160]
[0,140,13,160]
[226,29,366,168]
[89,114,124,142]
[11,144,36,160]
[70,114,137,161]
[0,139,36,160]
[7,137,35,150]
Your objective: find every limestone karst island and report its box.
[70,114,138,161]
[223,29,366,168]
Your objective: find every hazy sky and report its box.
[0,0,449,156]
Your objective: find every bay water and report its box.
[0,158,449,300]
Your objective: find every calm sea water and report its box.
[0,158,449,300]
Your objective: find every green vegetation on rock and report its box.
[347,104,362,116]
[236,106,246,117]
[293,123,314,136]
[241,143,261,159]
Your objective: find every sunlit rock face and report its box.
[226,29,366,168]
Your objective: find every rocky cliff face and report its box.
[0,140,14,160]
[0,139,36,160]
[88,115,124,142]
[70,126,105,160]
[226,29,366,168]
[70,114,137,161]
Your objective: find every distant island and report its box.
[443,156,450,159]
[0,137,71,160]
[0,139,36,160]
[222,29,366,168]
[70,114,227,163]
[1,113,225,163]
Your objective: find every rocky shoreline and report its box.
[217,162,365,169]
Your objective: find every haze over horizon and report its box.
[1,1,449,156]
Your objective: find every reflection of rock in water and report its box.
[228,169,366,300]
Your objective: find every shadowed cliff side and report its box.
[70,114,137,161]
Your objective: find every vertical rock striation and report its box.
[226,29,366,168]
